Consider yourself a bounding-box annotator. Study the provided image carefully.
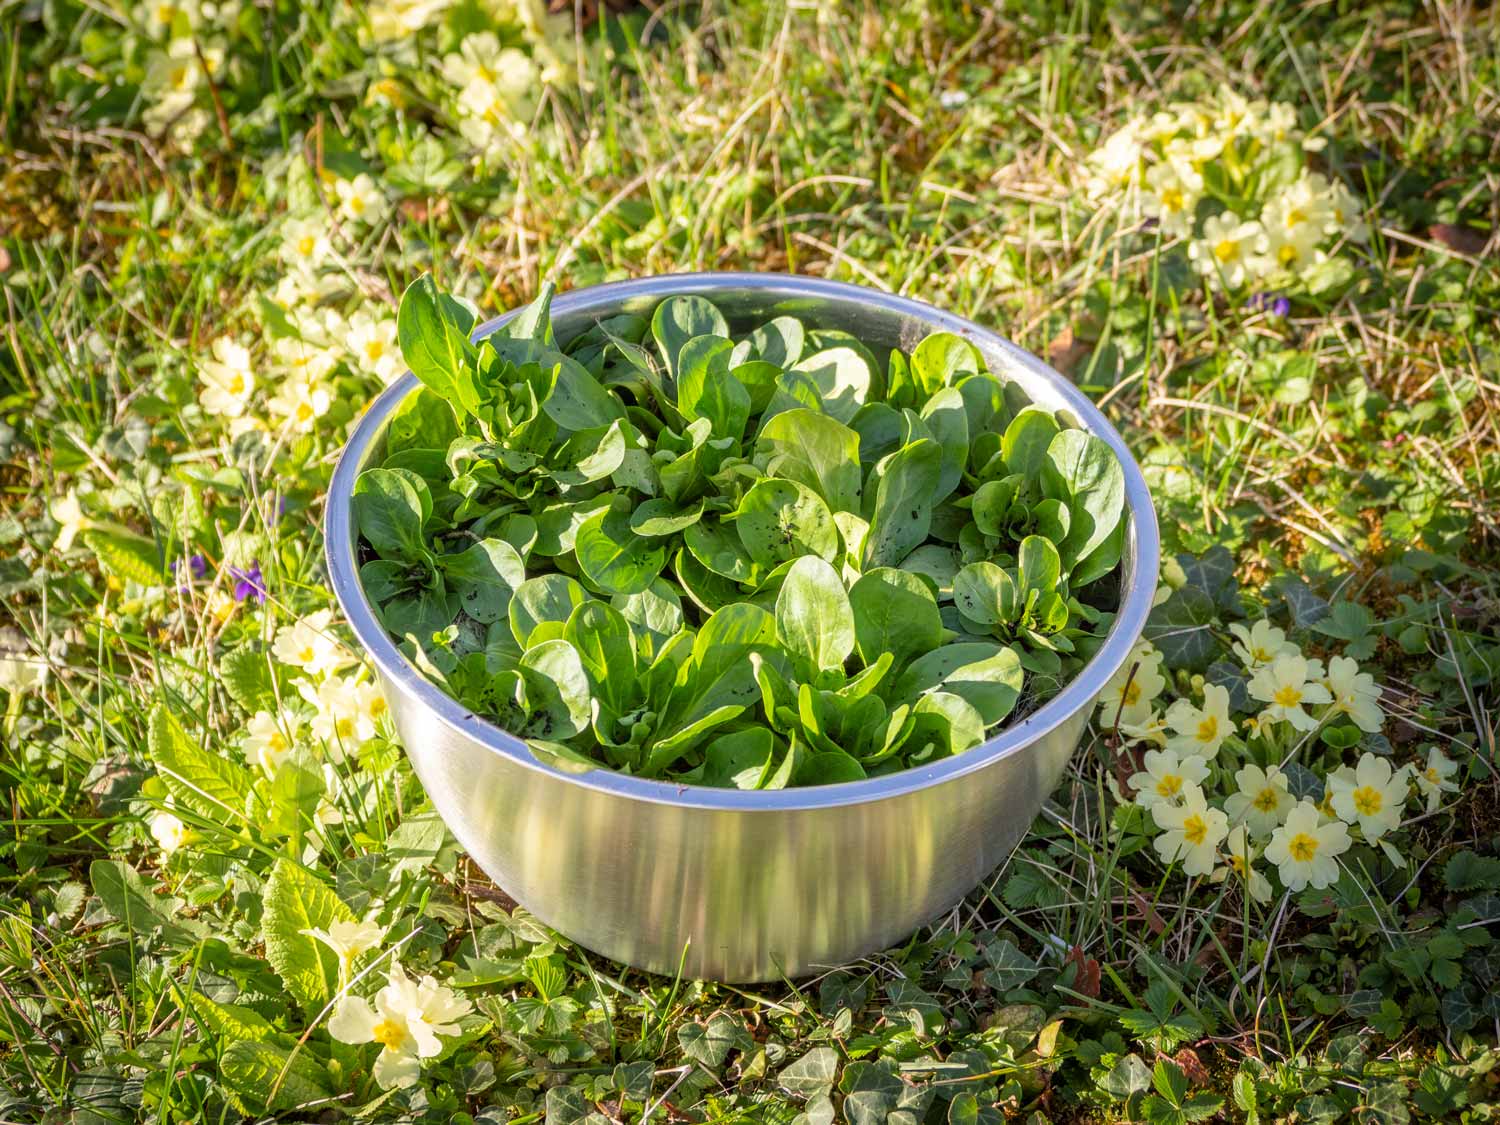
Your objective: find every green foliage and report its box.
[353,280,1128,785]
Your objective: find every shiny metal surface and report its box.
[325,273,1160,981]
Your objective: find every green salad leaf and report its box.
[351,275,1129,787]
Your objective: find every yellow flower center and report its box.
[1195,715,1218,744]
[1352,786,1383,816]
[368,696,387,718]
[298,645,315,664]
[1288,833,1319,862]
[1182,814,1207,846]
[1424,767,1439,783]
[1161,186,1184,211]
[157,3,177,25]
[1252,787,1281,813]
[1284,207,1307,229]
[1228,853,1249,875]
[348,194,366,215]
[365,340,385,361]
[1214,239,1239,263]
[336,716,356,739]
[296,401,315,423]
[298,235,317,258]
[1273,684,1303,708]
[371,1018,407,1050]
[228,373,245,395]
[171,64,193,91]
[1252,646,1272,661]
[1155,774,1183,799]
[1278,243,1298,265]
[1122,681,1141,706]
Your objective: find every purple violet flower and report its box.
[229,561,267,604]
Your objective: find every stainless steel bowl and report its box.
[326,273,1159,982]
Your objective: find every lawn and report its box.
[3,0,1499,1121]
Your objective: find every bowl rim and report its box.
[325,271,1160,811]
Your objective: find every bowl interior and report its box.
[326,272,1161,810]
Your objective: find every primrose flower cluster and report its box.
[1100,616,1458,904]
[303,917,475,1090]
[149,609,393,856]
[1084,91,1369,295]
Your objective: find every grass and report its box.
[2,0,1499,1121]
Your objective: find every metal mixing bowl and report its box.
[325,273,1160,982]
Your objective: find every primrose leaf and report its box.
[148,705,252,826]
[397,274,481,413]
[849,568,943,669]
[735,478,840,569]
[792,347,872,423]
[443,538,525,624]
[261,858,355,1014]
[775,556,856,676]
[863,438,942,569]
[652,296,729,377]
[575,501,668,596]
[757,408,863,514]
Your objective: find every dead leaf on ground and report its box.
[1429,223,1490,256]
[1174,1048,1210,1085]
[1048,327,1093,377]
[1062,944,1101,998]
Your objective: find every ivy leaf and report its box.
[1144,586,1218,670]
[780,1046,840,1096]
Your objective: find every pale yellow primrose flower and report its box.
[1096,641,1166,725]
[1414,747,1459,813]
[1189,212,1264,289]
[1229,620,1299,670]
[280,216,332,271]
[1141,159,1202,238]
[347,311,404,385]
[1164,682,1233,760]
[142,0,200,39]
[1151,782,1228,876]
[51,490,89,552]
[364,0,452,44]
[302,917,384,982]
[267,372,333,434]
[198,337,256,419]
[150,808,190,855]
[0,654,48,696]
[299,674,387,754]
[1211,825,1273,904]
[272,609,348,678]
[1323,179,1369,243]
[328,962,472,1089]
[1324,655,1384,733]
[1265,799,1351,891]
[1328,753,1408,840]
[1129,748,1210,812]
[245,710,299,774]
[443,32,540,152]
[1248,654,1332,732]
[334,173,390,226]
[1223,762,1296,838]
[1118,708,1169,747]
[1085,120,1146,198]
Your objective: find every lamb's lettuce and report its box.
[351,277,1129,787]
